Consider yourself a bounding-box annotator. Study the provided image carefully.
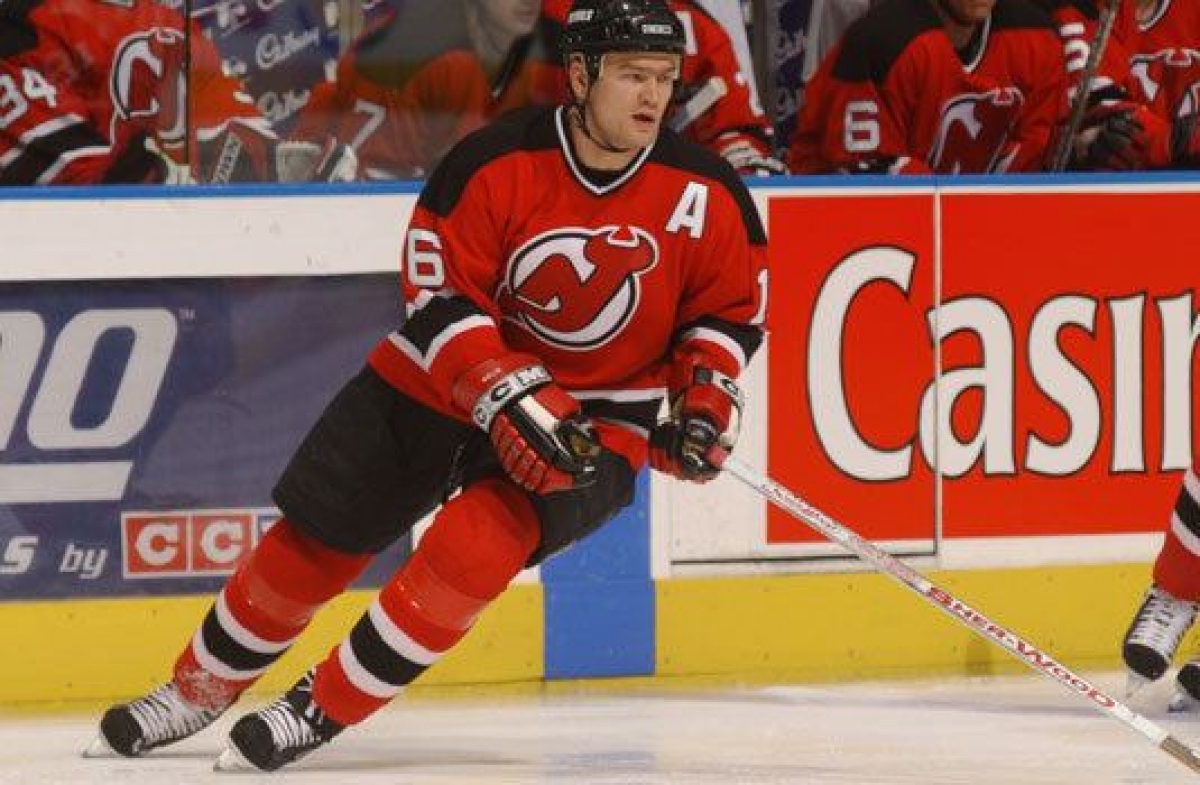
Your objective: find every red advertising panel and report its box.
[767,192,937,543]
[940,191,1199,537]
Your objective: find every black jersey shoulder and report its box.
[648,130,766,246]
[992,0,1058,32]
[831,0,941,84]
[0,0,44,58]
[419,106,559,217]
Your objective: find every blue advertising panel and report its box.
[0,275,412,600]
[194,0,343,134]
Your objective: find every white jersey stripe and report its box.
[336,639,406,699]
[214,591,294,655]
[189,629,270,682]
[367,598,442,666]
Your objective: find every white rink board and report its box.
[1,183,1176,577]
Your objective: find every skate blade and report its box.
[82,734,116,758]
[1169,690,1200,713]
[1125,672,1152,698]
[214,744,256,772]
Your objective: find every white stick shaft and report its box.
[721,455,1200,774]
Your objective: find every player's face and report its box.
[938,0,995,25]
[588,52,680,150]
[475,0,540,40]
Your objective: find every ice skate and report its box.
[214,670,343,772]
[84,681,224,758]
[1169,661,1200,712]
[1122,585,1198,695]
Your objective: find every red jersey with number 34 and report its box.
[367,106,768,434]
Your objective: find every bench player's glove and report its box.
[649,357,743,483]
[1072,101,1153,170]
[453,354,598,494]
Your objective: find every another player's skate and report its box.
[214,669,343,772]
[1122,585,1198,695]
[1169,661,1200,712]
[84,681,225,758]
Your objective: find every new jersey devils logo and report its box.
[110,28,188,149]
[1131,49,1200,113]
[498,225,659,350]
[928,88,1024,173]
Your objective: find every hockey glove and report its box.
[1072,100,1159,171]
[720,139,787,177]
[276,139,359,182]
[1169,113,1200,168]
[649,359,743,483]
[452,354,599,495]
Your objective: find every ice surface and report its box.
[3,672,1199,783]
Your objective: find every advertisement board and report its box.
[0,275,411,599]
[669,182,1197,569]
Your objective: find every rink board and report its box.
[2,177,1198,705]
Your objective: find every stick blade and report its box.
[1160,735,1200,775]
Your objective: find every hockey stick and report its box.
[718,454,1200,775]
[1049,0,1122,172]
[669,76,728,132]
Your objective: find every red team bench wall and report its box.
[0,177,1195,706]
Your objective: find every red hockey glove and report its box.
[452,354,598,494]
[649,359,743,483]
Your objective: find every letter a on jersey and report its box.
[666,182,708,238]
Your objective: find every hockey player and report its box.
[540,0,784,176]
[1116,6,1200,714]
[0,0,281,184]
[286,0,552,179]
[787,0,1070,174]
[1123,467,1200,708]
[87,0,766,771]
[1040,0,1200,170]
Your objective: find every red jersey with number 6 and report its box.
[367,105,768,433]
[789,0,1068,174]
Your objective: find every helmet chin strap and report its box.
[570,57,637,156]
[570,102,634,155]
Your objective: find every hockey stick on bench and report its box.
[1049,0,1122,172]
[717,453,1200,775]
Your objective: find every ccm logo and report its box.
[123,511,257,577]
[0,308,177,504]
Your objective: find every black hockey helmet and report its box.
[561,0,687,65]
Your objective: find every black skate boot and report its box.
[1170,661,1200,712]
[214,669,344,772]
[1122,585,1198,695]
[85,681,225,757]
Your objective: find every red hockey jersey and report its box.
[0,0,270,184]
[1039,0,1140,102]
[367,106,767,434]
[288,2,556,180]
[789,0,1068,174]
[1130,0,1200,119]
